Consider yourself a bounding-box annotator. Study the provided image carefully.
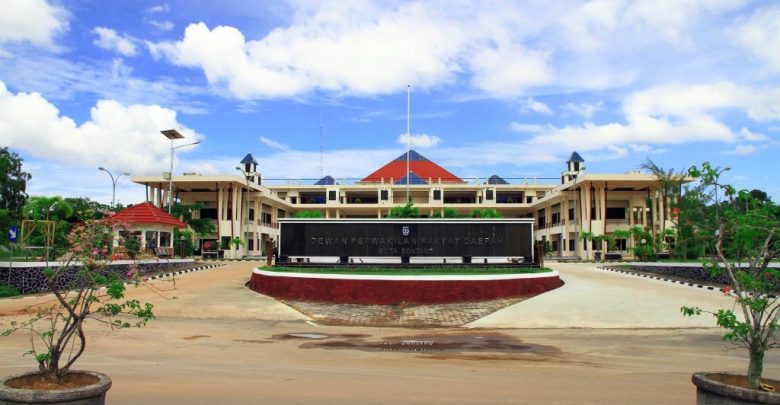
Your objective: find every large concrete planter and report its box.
[0,370,111,404]
[693,372,780,404]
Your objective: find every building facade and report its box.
[131,151,676,260]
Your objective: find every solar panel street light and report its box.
[161,129,199,213]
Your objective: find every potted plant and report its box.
[1,219,155,404]
[681,162,779,403]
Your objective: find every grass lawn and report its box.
[264,266,553,276]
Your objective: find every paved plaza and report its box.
[0,261,778,404]
[281,297,526,327]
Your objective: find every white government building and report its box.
[131,151,675,260]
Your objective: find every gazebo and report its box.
[110,202,187,256]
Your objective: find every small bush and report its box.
[0,285,21,298]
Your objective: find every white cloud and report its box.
[397,133,441,148]
[739,127,769,142]
[259,136,289,151]
[150,3,557,99]
[561,101,603,118]
[732,6,780,72]
[92,27,137,57]
[528,82,780,152]
[509,122,550,133]
[725,145,758,155]
[520,97,552,115]
[0,0,67,47]
[148,20,175,31]
[146,4,169,14]
[0,80,201,175]
[0,55,209,114]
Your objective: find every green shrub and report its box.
[0,285,20,298]
[293,210,324,218]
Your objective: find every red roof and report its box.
[111,202,187,228]
[361,150,464,183]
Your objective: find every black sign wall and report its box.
[279,219,534,258]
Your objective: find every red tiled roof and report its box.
[361,150,464,183]
[111,202,187,228]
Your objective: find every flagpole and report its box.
[406,84,411,202]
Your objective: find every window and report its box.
[591,207,596,220]
[616,238,627,251]
[606,207,626,220]
[145,231,158,248]
[248,208,255,221]
[290,197,297,204]
[526,196,533,204]
[200,208,217,219]
[159,231,172,248]
[485,189,494,200]
[569,239,575,251]
[248,238,254,251]
[551,212,560,224]
[221,236,231,249]
[433,189,441,200]
[328,190,337,201]
[380,190,389,201]
[592,240,600,251]
[568,208,575,221]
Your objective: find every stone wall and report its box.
[628,264,779,290]
[0,261,192,294]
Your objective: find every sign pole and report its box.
[7,226,18,286]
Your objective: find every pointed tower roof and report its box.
[314,175,337,185]
[111,202,186,228]
[361,150,463,183]
[567,151,585,163]
[487,174,509,185]
[394,172,426,185]
[240,153,259,165]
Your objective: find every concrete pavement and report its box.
[469,262,735,328]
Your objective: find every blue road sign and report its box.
[7,226,18,243]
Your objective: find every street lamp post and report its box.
[98,167,130,208]
[161,129,200,213]
[236,166,255,257]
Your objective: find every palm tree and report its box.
[640,159,687,238]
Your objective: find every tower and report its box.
[561,151,585,183]
[240,153,260,184]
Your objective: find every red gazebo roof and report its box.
[361,150,464,183]
[111,202,186,228]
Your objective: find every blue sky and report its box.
[0,0,778,205]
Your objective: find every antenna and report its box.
[319,112,324,178]
[406,84,411,202]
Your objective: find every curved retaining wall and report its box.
[249,268,562,304]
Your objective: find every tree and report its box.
[169,202,216,236]
[173,228,195,257]
[0,147,31,213]
[436,207,460,218]
[681,162,780,390]
[63,197,112,222]
[22,196,75,258]
[2,219,154,383]
[388,201,419,218]
[230,237,244,251]
[469,208,502,218]
[641,159,687,237]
